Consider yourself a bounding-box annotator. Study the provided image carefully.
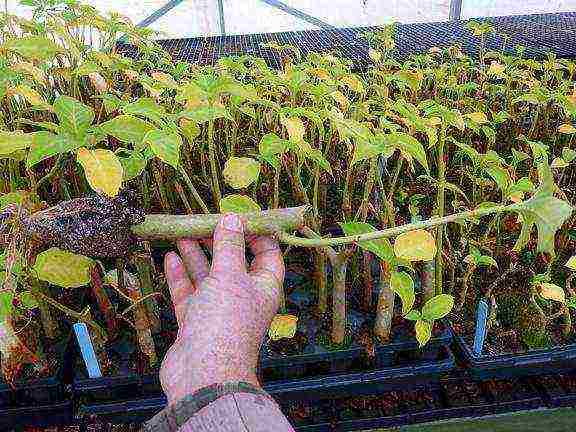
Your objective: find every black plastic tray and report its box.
[537,374,576,408]
[452,330,576,380]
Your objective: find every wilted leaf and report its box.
[269,314,298,341]
[488,61,506,76]
[4,36,61,61]
[100,115,155,147]
[415,320,432,347]
[390,271,415,315]
[13,85,50,109]
[219,195,261,213]
[13,62,46,84]
[309,68,331,80]
[330,91,349,110]
[77,148,123,197]
[539,283,565,303]
[394,229,436,261]
[421,294,454,321]
[144,129,182,169]
[223,157,261,189]
[33,248,94,288]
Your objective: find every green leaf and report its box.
[219,194,261,213]
[18,292,38,310]
[119,151,151,181]
[74,61,100,76]
[511,177,535,193]
[405,310,421,321]
[340,222,395,264]
[0,131,32,156]
[180,106,233,123]
[4,36,61,61]
[33,248,94,288]
[512,161,573,254]
[27,132,82,167]
[179,119,201,144]
[100,115,155,148]
[223,157,261,189]
[351,136,393,166]
[563,147,576,163]
[259,133,288,170]
[53,96,94,140]
[391,132,429,172]
[476,255,498,268]
[390,271,415,315]
[0,292,13,321]
[565,255,576,271]
[122,97,166,125]
[415,320,432,347]
[0,191,25,210]
[144,129,182,169]
[421,294,454,321]
[100,93,123,114]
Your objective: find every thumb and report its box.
[211,213,246,277]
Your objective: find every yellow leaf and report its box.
[489,61,506,76]
[33,248,94,288]
[551,157,569,169]
[565,255,576,271]
[466,112,489,124]
[223,157,261,189]
[281,116,305,142]
[415,320,432,347]
[539,283,566,303]
[124,69,139,81]
[558,123,576,134]
[429,47,442,55]
[428,117,442,127]
[330,90,349,109]
[394,229,436,261]
[369,48,382,62]
[309,68,331,80]
[509,191,524,203]
[341,75,364,92]
[151,71,178,88]
[269,314,298,341]
[77,148,123,197]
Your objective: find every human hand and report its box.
[159,213,285,405]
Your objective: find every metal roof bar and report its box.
[450,0,463,21]
[217,0,226,35]
[259,0,336,30]
[136,0,187,28]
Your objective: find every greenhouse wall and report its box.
[5,0,576,39]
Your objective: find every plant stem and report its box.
[435,125,447,296]
[178,166,210,214]
[330,252,349,345]
[28,278,58,339]
[90,266,118,338]
[375,261,394,342]
[132,206,309,240]
[457,264,475,310]
[134,252,161,333]
[278,204,510,248]
[207,119,221,207]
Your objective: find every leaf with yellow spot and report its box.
[269,314,298,341]
[488,61,506,76]
[309,68,331,80]
[558,123,576,134]
[33,248,94,288]
[330,91,349,110]
[341,75,364,92]
[281,116,305,142]
[223,157,261,189]
[565,255,576,271]
[77,148,123,197]
[394,229,436,261]
[539,283,565,303]
[466,112,489,124]
[13,85,50,109]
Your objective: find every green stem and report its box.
[179,166,210,214]
[435,126,447,296]
[278,204,511,248]
[207,119,221,207]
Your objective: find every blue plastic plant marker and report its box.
[473,299,489,356]
[73,322,103,378]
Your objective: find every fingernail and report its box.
[223,213,242,232]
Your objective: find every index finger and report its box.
[248,236,284,285]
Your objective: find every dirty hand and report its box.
[160,213,285,405]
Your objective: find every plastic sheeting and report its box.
[5,0,576,39]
